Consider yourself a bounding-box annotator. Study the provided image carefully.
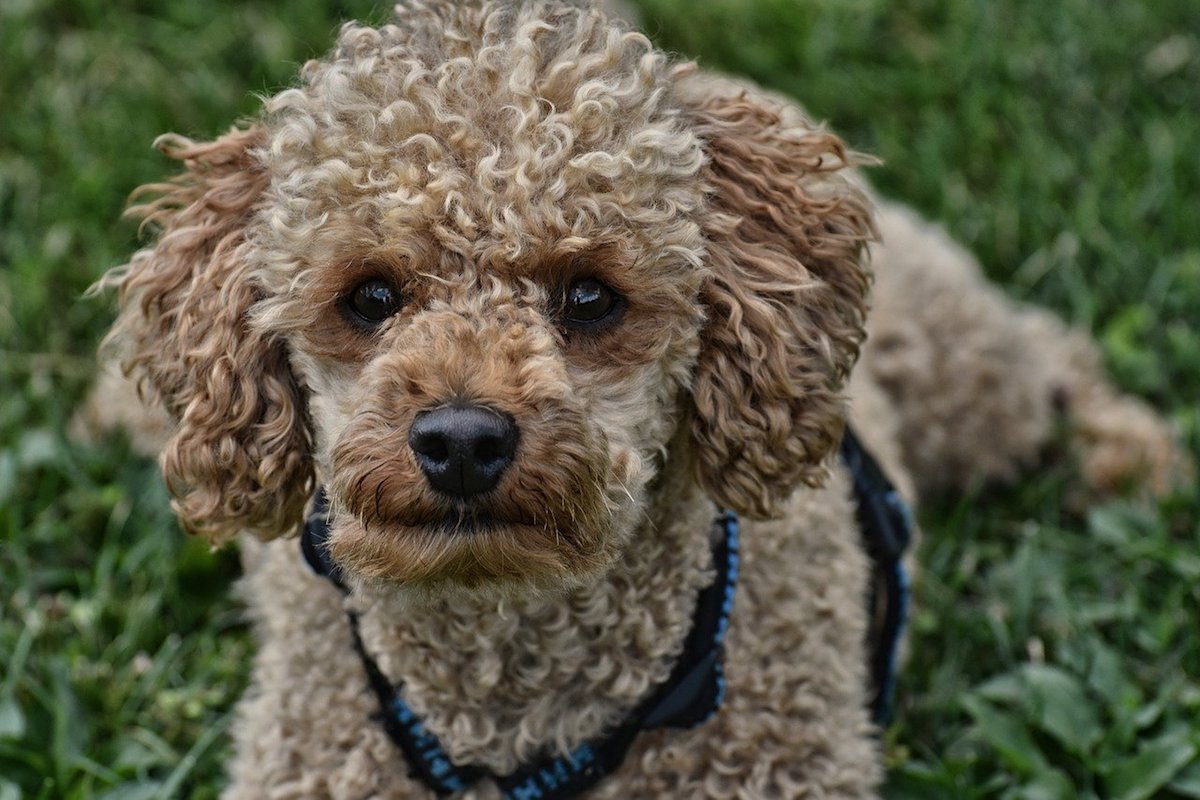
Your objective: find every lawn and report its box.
[1,0,1197,797]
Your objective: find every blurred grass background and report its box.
[1,0,1197,797]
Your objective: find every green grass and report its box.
[1,0,1197,797]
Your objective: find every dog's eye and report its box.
[563,278,620,326]
[346,279,401,325]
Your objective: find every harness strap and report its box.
[302,498,739,799]
[838,426,914,724]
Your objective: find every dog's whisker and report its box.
[373,474,388,525]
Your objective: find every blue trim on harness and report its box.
[875,560,910,723]
[838,426,914,724]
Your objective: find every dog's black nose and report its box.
[408,405,519,499]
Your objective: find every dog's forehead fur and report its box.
[257,2,708,278]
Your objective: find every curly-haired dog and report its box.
[91,1,1185,796]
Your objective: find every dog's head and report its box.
[103,1,872,597]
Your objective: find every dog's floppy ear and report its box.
[102,127,312,544]
[684,84,874,519]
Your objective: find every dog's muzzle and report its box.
[408,403,519,499]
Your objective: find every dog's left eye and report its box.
[346,279,401,325]
[563,278,620,326]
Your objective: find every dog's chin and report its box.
[326,515,615,604]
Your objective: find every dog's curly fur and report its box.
[89,1,1187,796]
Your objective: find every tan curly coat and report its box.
[90,2,1184,796]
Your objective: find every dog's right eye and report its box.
[346,279,402,325]
[562,278,621,328]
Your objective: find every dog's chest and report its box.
[238,471,873,796]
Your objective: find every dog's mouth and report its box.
[426,510,507,536]
[356,500,537,539]
[324,509,614,590]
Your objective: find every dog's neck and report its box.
[352,465,719,775]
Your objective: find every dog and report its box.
[91,1,1185,796]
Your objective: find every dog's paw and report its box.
[1069,394,1193,500]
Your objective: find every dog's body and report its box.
[91,3,1183,797]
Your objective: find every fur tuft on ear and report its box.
[683,80,875,519]
[99,127,312,543]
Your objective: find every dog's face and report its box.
[104,1,873,597]
[252,8,710,591]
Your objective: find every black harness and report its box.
[301,427,911,798]
[838,426,914,723]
